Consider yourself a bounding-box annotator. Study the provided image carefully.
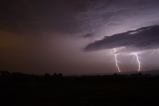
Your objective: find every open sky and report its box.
[1,0,159,75]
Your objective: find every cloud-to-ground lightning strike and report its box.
[133,53,141,72]
[113,48,121,73]
[111,47,142,72]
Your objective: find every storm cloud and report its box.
[1,0,159,36]
[2,0,159,74]
[85,25,159,53]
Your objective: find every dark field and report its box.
[1,71,159,106]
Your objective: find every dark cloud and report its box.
[84,25,159,52]
[1,0,159,36]
[83,33,95,38]
[0,0,113,35]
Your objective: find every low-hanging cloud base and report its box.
[85,25,159,53]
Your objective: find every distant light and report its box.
[113,48,121,72]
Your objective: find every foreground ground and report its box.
[0,72,159,106]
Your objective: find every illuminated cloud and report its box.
[85,25,159,53]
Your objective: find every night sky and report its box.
[1,0,159,75]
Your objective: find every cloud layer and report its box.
[85,25,159,53]
[1,0,159,36]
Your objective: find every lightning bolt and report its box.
[113,48,121,73]
[111,47,142,72]
[133,53,141,72]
